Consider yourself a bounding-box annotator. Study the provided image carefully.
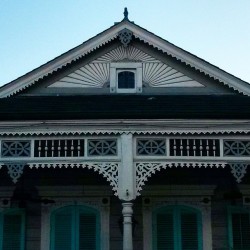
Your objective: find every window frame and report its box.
[40,186,110,250]
[142,186,214,250]
[117,69,136,92]
[110,62,142,93]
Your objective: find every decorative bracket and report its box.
[229,163,248,183]
[89,162,119,196]
[118,28,133,47]
[135,162,226,196]
[29,162,119,196]
[5,163,25,183]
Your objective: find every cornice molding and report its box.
[0,119,250,136]
[0,128,249,136]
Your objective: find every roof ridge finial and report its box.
[123,7,129,20]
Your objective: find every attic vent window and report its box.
[110,62,142,93]
[118,70,135,89]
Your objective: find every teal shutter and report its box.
[79,213,97,250]
[156,213,174,250]
[51,205,99,250]
[2,211,25,250]
[52,207,73,250]
[154,206,202,250]
[231,212,250,250]
[180,211,199,250]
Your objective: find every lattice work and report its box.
[224,140,250,156]
[229,163,248,183]
[1,141,31,157]
[135,162,226,196]
[137,139,166,156]
[34,139,84,157]
[5,163,25,183]
[170,139,220,157]
[29,162,119,196]
[88,139,117,156]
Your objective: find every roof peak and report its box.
[123,7,129,21]
[114,7,133,25]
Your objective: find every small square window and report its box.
[110,63,142,93]
[117,70,135,89]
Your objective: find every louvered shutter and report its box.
[156,212,174,250]
[231,212,250,250]
[2,212,24,250]
[181,210,199,250]
[78,212,97,250]
[53,207,73,250]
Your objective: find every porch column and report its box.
[122,202,133,250]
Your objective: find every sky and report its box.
[1,1,250,86]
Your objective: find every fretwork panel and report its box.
[88,139,117,156]
[1,141,31,157]
[34,139,85,157]
[137,139,166,156]
[169,139,220,157]
[224,140,250,156]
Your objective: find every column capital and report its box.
[122,202,133,215]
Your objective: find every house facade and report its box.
[0,9,250,250]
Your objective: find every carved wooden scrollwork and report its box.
[229,163,248,183]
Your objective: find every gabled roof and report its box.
[1,15,250,97]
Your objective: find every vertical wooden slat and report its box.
[79,213,97,250]
[181,211,199,250]
[156,213,174,250]
[231,212,250,249]
[2,212,24,250]
[52,207,73,250]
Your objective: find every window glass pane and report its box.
[118,71,135,89]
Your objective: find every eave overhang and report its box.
[0,119,250,136]
[0,95,249,121]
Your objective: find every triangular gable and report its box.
[48,45,204,90]
[1,19,250,97]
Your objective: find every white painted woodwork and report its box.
[0,133,250,193]
[49,46,203,89]
[118,133,136,200]
[0,119,249,136]
[110,62,143,93]
[122,202,134,250]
